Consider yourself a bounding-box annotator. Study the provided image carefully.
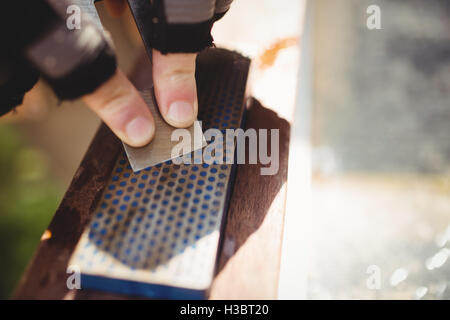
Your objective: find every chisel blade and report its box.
[124,90,206,172]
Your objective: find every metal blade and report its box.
[124,90,206,171]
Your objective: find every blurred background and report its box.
[301,0,450,299]
[0,0,449,299]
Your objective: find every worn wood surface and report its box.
[13,123,122,299]
[13,52,290,300]
[210,98,290,299]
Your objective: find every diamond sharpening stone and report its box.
[69,48,251,299]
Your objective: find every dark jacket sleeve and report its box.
[0,0,117,115]
[0,0,233,116]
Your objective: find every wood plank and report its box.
[13,123,121,299]
[210,98,290,299]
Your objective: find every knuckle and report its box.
[89,76,133,113]
[99,86,130,113]
[160,67,195,85]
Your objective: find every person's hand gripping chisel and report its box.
[0,0,232,147]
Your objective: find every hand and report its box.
[82,0,198,147]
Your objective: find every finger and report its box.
[82,70,155,147]
[152,50,198,128]
[105,0,127,17]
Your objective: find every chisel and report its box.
[66,0,206,171]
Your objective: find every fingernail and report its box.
[126,116,154,146]
[167,101,194,125]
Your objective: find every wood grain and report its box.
[210,98,290,299]
[13,123,121,299]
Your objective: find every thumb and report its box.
[152,50,198,128]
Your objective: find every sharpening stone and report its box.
[69,48,250,299]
